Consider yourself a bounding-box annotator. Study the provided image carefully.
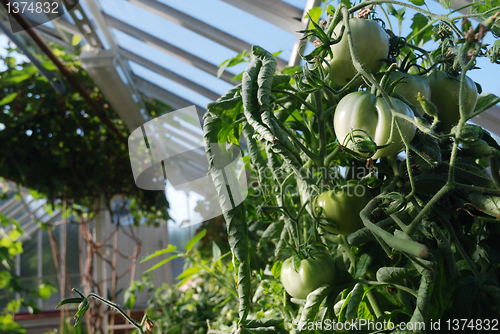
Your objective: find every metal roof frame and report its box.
[104,13,237,84]
[219,0,304,34]
[120,47,221,101]
[125,0,288,70]
[133,75,206,112]
[1,0,500,137]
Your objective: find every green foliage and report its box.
[45,2,500,333]
[0,46,169,225]
[144,249,240,334]
[0,214,58,333]
[197,2,500,333]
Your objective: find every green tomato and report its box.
[313,183,372,235]
[334,91,416,159]
[281,251,335,299]
[426,71,478,132]
[388,71,431,114]
[328,19,389,86]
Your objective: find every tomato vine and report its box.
[202,1,500,333]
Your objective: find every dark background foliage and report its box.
[0,45,169,223]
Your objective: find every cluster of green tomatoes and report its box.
[280,17,479,300]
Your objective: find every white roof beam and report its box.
[125,0,287,70]
[219,0,303,34]
[133,75,206,112]
[65,1,105,50]
[471,105,500,136]
[46,17,84,38]
[104,14,236,84]
[120,48,220,101]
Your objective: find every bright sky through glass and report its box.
[156,0,298,58]
[98,0,303,106]
[383,1,500,98]
[95,0,500,108]
[113,29,235,96]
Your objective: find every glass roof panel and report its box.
[281,0,308,8]
[99,0,245,68]
[128,61,213,108]
[156,0,297,60]
[113,30,236,96]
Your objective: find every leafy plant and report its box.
[200,1,500,333]
[0,46,169,225]
[0,212,57,333]
[54,1,500,333]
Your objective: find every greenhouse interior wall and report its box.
[0,179,196,333]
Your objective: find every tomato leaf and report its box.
[354,253,373,279]
[259,222,283,248]
[409,13,433,46]
[144,254,180,273]
[376,267,418,283]
[56,297,83,308]
[340,0,352,9]
[217,50,250,78]
[409,0,425,5]
[472,93,500,116]
[71,35,82,46]
[439,0,451,9]
[175,266,201,286]
[140,244,177,263]
[338,288,352,322]
[123,288,136,309]
[38,283,57,299]
[212,241,222,264]
[298,285,332,324]
[346,283,364,320]
[307,7,322,29]
[271,261,282,279]
[468,193,500,219]
[186,229,207,252]
[386,3,405,20]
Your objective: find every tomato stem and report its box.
[436,210,481,281]
[360,193,429,258]
[366,289,383,318]
[271,89,316,113]
[489,157,500,190]
[314,91,327,167]
[358,280,418,298]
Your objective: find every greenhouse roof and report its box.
[0,0,499,133]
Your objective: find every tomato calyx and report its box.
[339,129,378,160]
[291,244,331,270]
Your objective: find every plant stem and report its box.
[357,280,418,298]
[272,89,316,112]
[274,119,321,165]
[340,235,357,267]
[314,90,327,166]
[406,185,450,234]
[324,146,341,167]
[359,181,429,259]
[88,293,145,334]
[366,290,383,318]
[436,212,481,281]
